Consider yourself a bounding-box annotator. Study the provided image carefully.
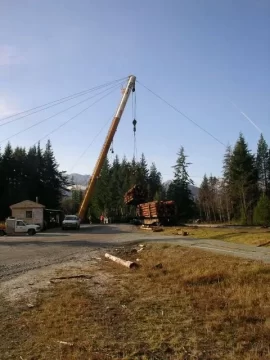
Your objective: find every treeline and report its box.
[0,140,69,220]
[63,147,197,222]
[197,133,270,225]
[5,133,269,226]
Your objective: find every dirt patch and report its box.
[0,249,105,303]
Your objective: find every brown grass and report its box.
[1,245,270,359]
[163,226,270,246]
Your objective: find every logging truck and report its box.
[136,200,176,227]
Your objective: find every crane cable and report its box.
[69,112,115,173]
[0,82,122,145]
[33,86,120,146]
[132,83,137,160]
[0,76,128,126]
[136,80,226,147]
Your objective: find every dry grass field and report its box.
[163,226,270,246]
[1,244,270,359]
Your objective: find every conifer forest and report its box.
[1,133,270,225]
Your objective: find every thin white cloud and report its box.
[0,99,18,119]
[0,45,25,66]
[229,99,262,133]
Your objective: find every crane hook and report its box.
[132,119,137,133]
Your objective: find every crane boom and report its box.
[78,75,136,220]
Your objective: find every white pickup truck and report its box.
[62,215,80,230]
[0,218,41,236]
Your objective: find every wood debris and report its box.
[57,340,74,346]
[50,274,93,283]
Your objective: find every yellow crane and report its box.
[78,75,136,220]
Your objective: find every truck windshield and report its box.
[65,216,77,221]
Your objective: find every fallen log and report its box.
[57,341,74,346]
[50,274,93,283]
[105,253,138,269]
[152,227,163,232]
[257,240,270,247]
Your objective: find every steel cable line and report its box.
[0,82,122,145]
[0,77,128,127]
[69,113,115,173]
[33,89,118,146]
[137,80,226,147]
[0,76,128,123]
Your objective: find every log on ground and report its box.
[105,253,138,269]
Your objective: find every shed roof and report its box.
[10,200,45,209]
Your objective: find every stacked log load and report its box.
[124,185,147,205]
[136,200,175,219]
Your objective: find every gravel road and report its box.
[0,224,141,282]
[1,223,270,285]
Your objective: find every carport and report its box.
[44,209,64,229]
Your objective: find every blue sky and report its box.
[1,0,269,185]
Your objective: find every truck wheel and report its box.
[0,230,5,236]
[28,229,36,236]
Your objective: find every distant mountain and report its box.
[68,173,90,186]
[67,173,199,199]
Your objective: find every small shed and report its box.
[10,200,45,228]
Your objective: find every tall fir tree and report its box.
[148,163,162,201]
[109,155,123,217]
[167,147,196,221]
[135,153,149,189]
[94,157,111,216]
[256,134,269,195]
[198,174,211,221]
[0,143,15,218]
[228,133,258,224]
[222,145,234,222]
[42,140,69,209]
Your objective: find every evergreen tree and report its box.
[222,145,233,222]
[198,175,211,221]
[25,144,44,204]
[223,145,232,183]
[253,194,270,226]
[208,175,219,222]
[110,155,123,217]
[42,140,69,209]
[94,157,111,216]
[167,147,195,221]
[256,134,269,194]
[13,147,28,201]
[268,149,270,197]
[71,189,84,214]
[229,133,258,224]
[0,143,15,218]
[148,163,162,201]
